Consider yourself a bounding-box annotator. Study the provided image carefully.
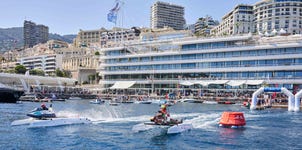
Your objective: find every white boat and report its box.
[203,100,218,104]
[109,102,120,106]
[135,100,152,104]
[11,117,90,128]
[132,122,193,134]
[68,96,82,100]
[90,99,105,104]
[179,98,203,103]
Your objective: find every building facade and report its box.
[18,54,62,75]
[194,16,219,36]
[150,1,186,30]
[98,30,302,94]
[100,27,141,48]
[74,28,106,48]
[212,0,302,36]
[211,5,254,36]
[23,20,49,48]
[56,47,99,84]
[254,0,302,34]
[74,27,141,48]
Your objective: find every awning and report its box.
[179,81,194,86]
[245,80,264,85]
[226,80,246,86]
[195,81,211,86]
[195,80,229,86]
[110,81,136,89]
[212,80,229,85]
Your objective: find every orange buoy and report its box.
[219,112,246,128]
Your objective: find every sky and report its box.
[0,0,260,35]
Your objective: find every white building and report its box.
[254,0,302,35]
[150,1,186,30]
[212,0,302,36]
[211,4,254,36]
[18,54,62,75]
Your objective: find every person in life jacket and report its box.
[160,104,170,122]
[41,103,48,110]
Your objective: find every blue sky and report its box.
[0,0,259,35]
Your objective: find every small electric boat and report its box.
[12,106,91,128]
[26,108,56,119]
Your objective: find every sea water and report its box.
[1,100,302,149]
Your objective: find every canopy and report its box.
[179,81,194,86]
[110,81,136,89]
[245,80,264,85]
[195,80,229,86]
[226,80,246,86]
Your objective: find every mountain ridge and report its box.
[0,27,77,52]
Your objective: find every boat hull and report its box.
[0,88,24,103]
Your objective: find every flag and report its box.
[107,11,117,24]
[110,2,120,12]
[107,1,120,24]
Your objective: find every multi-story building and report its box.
[194,16,219,36]
[98,30,302,95]
[23,20,49,48]
[212,0,302,36]
[254,0,302,34]
[18,54,62,75]
[150,1,186,30]
[100,27,141,48]
[56,47,99,84]
[74,28,106,48]
[74,27,141,48]
[211,4,254,36]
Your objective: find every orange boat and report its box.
[219,112,246,128]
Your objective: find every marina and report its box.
[1,0,302,149]
[1,100,302,149]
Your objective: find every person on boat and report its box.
[41,103,48,110]
[160,104,170,122]
[48,104,53,111]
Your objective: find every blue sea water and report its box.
[1,100,302,150]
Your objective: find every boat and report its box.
[19,93,50,102]
[11,117,91,128]
[133,115,193,134]
[217,101,235,105]
[26,107,56,119]
[90,99,105,104]
[203,100,218,104]
[0,87,24,103]
[137,101,152,104]
[181,99,203,103]
[109,102,120,106]
[68,96,82,100]
[219,112,246,128]
[12,107,91,128]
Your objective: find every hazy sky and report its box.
[0,0,260,35]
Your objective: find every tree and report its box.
[29,69,45,76]
[62,70,72,78]
[95,51,100,55]
[55,68,64,77]
[15,65,26,74]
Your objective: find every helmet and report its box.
[161,104,166,109]
[41,103,46,107]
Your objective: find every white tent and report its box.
[245,80,264,85]
[110,81,136,89]
[226,80,246,86]
[195,80,229,86]
[179,81,194,86]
